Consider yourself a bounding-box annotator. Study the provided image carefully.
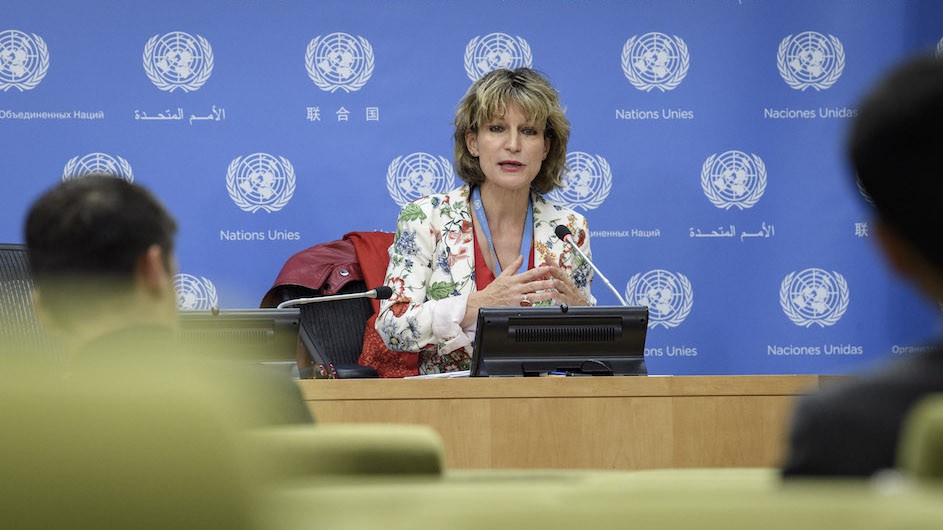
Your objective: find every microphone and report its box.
[276,285,394,309]
[554,225,628,306]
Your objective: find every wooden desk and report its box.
[297,375,841,470]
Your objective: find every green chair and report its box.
[0,376,253,530]
[898,394,943,480]
[243,423,444,483]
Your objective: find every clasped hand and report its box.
[462,255,587,327]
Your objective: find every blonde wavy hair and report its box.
[453,68,570,195]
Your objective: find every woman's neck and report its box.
[477,182,529,231]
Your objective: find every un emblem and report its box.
[305,32,374,93]
[546,152,612,211]
[625,270,694,329]
[0,30,49,92]
[777,32,845,91]
[621,32,689,92]
[780,268,849,328]
[464,33,533,81]
[937,36,943,58]
[143,31,214,93]
[387,152,455,207]
[700,151,766,210]
[226,153,296,213]
[174,274,219,311]
[62,153,134,182]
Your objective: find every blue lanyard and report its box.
[471,186,534,275]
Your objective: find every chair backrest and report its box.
[272,281,375,369]
[0,244,56,357]
[262,232,395,377]
[897,394,943,480]
[0,374,254,530]
[243,423,444,481]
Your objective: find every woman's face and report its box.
[465,103,550,193]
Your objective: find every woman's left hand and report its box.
[538,265,589,306]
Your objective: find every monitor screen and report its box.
[470,305,649,377]
[177,308,307,364]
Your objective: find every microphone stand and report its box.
[555,226,628,307]
[565,240,628,306]
[276,287,392,309]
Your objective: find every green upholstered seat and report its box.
[898,394,943,480]
[261,472,943,530]
[0,375,252,530]
[243,423,444,482]
[5,360,943,530]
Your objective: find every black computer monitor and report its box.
[177,308,308,364]
[470,305,649,377]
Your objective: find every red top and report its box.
[473,227,536,290]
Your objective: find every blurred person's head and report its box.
[453,67,570,195]
[851,55,943,303]
[24,175,178,347]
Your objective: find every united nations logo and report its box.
[621,32,689,92]
[625,270,693,329]
[226,153,296,213]
[546,152,612,211]
[174,274,219,310]
[305,32,374,93]
[0,30,49,92]
[700,151,766,210]
[143,31,214,93]
[937,36,943,58]
[387,152,455,207]
[780,268,849,328]
[777,32,845,91]
[62,153,134,182]
[464,33,533,81]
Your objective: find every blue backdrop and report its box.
[3,0,942,375]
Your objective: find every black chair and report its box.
[0,244,57,358]
[264,281,378,379]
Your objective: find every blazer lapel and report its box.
[532,192,572,269]
[441,186,476,295]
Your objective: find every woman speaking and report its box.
[376,67,595,374]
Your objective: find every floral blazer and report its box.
[375,185,594,371]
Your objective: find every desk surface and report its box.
[298,375,842,470]
[300,374,837,399]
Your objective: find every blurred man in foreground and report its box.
[24,175,312,426]
[782,55,943,477]
[25,175,179,368]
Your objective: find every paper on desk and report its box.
[405,370,470,379]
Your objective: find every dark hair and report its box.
[850,55,943,271]
[453,68,570,195]
[24,176,177,321]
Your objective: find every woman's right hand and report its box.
[461,255,556,327]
